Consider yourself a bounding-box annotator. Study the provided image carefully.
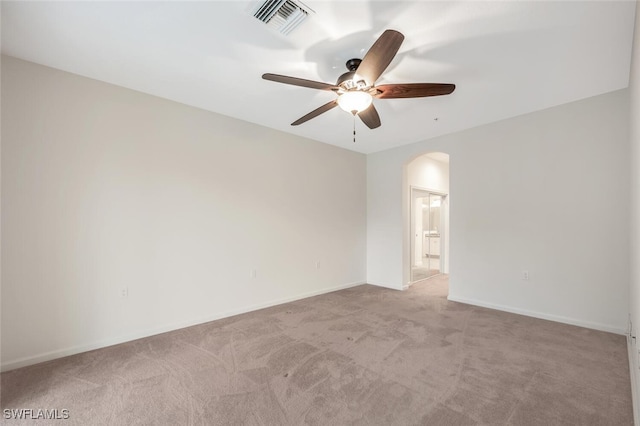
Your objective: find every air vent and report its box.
[253,0,313,36]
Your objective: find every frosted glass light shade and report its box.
[337,91,373,113]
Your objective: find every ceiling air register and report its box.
[253,0,313,35]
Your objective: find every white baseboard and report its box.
[1,280,366,372]
[628,336,640,426]
[447,294,626,335]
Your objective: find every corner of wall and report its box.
[628,1,640,424]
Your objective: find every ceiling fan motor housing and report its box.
[336,71,357,87]
[337,59,368,89]
[345,58,362,71]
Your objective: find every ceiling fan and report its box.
[262,29,456,129]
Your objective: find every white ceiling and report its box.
[1,1,636,154]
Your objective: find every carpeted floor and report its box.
[1,275,633,425]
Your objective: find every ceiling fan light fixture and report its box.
[262,29,455,128]
[337,91,373,114]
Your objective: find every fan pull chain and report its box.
[353,113,356,143]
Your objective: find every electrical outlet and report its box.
[250,269,257,279]
[315,261,320,269]
[522,270,529,281]
[119,287,128,298]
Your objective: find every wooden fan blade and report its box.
[358,104,381,129]
[354,30,405,86]
[291,100,338,126]
[262,73,338,91]
[375,83,456,99]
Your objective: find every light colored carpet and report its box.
[1,275,633,425]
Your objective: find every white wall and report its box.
[1,56,367,371]
[368,89,630,333]
[628,0,640,420]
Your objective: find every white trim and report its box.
[1,280,365,372]
[409,185,448,197]
[447,294,626,335]
[628,336,640,426]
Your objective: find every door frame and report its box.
[409,185,448,286]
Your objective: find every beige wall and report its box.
[368,89,630,333]
[0,56,367,370]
